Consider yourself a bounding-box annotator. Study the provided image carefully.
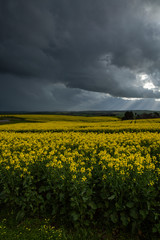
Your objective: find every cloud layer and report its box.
[1,0,160,110]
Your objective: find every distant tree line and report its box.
[122,111,160,120]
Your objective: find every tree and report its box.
[123,111,134,120]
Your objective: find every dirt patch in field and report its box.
[0,120,10,123]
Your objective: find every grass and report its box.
[0,208,156,240]
[0,215,138,240]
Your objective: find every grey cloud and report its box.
[1,0,160,111]
[1,74,160,111]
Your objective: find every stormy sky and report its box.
[1,0,160,111]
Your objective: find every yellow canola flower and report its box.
[81,176,87,182]
[0,117,160,185]
[80,167,85,173]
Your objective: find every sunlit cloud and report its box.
[121,97,142,101]
[143,82,155,90]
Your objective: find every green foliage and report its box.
[1,163,160,238]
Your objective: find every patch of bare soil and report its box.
[0,120,10,123]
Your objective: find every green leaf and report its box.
[82,196,89,202]
[110,212,118,223]
[39,186,46,193]
[120,213,129,226]
[46,192,51,200]
[126,202,134,208]
[59,193,64,201]
[52,206,57,215]
[139,209,148,219]
[16,210,25,222]
[71,212,79,221]
[88,201,97,210]
[108,194,116,200]
[115,202,121,210]
[130,208,138,219]
[40,205,45,212]
[86,189,92,196]
[152,227,157,233]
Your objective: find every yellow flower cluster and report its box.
[1,114,160,133]
[0,129,159,183]
[1,115,160,234]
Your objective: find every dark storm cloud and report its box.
[1,0,160,111]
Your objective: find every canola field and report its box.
[0,115,160,235]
